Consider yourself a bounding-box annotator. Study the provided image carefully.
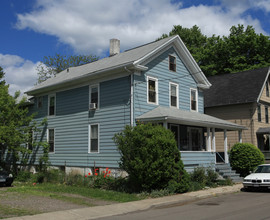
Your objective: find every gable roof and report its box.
[137,106,246,131]
[26,35,211,95]
[204,67,270,108]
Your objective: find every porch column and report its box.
[163,121,168,129]
[224,129,229,163]
[206,127,211,152]
[238,130,243,143]
[212,128,216,152]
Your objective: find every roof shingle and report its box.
[204,67,270,107]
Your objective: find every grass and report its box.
[0,204,40,219]
[7,182,144,203]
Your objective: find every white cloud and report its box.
[254,0,270,12]
[15,0,266,57]
[0,54,39,96]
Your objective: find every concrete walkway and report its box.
[7,184,243,220]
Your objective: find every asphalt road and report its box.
[98,191,270,220]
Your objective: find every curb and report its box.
[6,184,243,220]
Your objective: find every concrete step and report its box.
[215,163,242,183]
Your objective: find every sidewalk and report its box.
[7,184,243,220]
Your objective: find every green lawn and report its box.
[7,182,144,203]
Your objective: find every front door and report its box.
[188,127,203,151]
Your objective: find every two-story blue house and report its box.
[26,35,245,175]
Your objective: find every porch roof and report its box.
[136,106,246,131]
[257,127,270,134]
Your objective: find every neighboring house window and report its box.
[147,76,158,104]
[190,89,198,111]
[170,82,178,108]
[89,124,99,153]
[266,106,269,123]
[47,129,55,153]
[258,104,262,122]
[37,96,43,108]
[48,94,56,116]
[266,81,270,97]
[90,85,99,109]
[169,55,176,72]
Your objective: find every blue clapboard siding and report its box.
[30,76,130,168]
[134,47,204,119]
[181,152,216,172]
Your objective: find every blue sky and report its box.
[1,0,270,95]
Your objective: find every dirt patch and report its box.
[0,186,118,218]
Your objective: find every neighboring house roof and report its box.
[204,67,270,108]
[137,106,246,131]
[26,35,211,95]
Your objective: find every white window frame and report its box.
[147,76,158,105]
[190,88,198,112]
[47,128,55,153]
[88,124,99,153]
[169,82,179,108]
[48,94,56,116]
[168,55,176,72]
[89,84,100,109]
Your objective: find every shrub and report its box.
[16,170,33,182]
[190,167,219,189]
[114,124,190,193]
[229,143,265,177]
[206,168,219,185]
[190,167,207,187]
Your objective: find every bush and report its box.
[229,143,265,177]
[206,168,219,186]
[114,124,190,193]
[190,167,207,187]
[190,167,219,189]
[16,170,33,182]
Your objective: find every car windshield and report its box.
[255,165,270,173]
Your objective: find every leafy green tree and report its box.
[37,54,99,83]
[113,123,190,193]
[160,24,270,76]
[229,143,265,177]
[0,67,36,173]
[0,66,5,85]
[159,25,207,63]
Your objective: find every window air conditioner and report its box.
[89,103,97,110]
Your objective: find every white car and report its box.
[243,164,270,190]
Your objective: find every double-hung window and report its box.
[48,94,56,116]
[90,85,99,109]
[147,76,158,104]
[37,96,43,109]
[258,104,262,122]
[47,129,55,153]
[26,129,34,150]
[170,82,178,108]
[190,89,198,111]
[265,106,269,123]
[89,124,99,153]
[169,55,176,72]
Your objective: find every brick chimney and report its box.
[110,39,120,56]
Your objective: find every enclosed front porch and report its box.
[137,106,246,172]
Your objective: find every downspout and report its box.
[124,67,134,126]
